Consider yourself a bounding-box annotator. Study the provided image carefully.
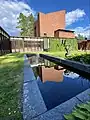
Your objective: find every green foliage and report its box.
[67,53,90,64]
[49,38,78,52]
[17,13,35,37]
[64,102,90,120]
[25,14,35,36]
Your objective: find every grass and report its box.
[0,53,23,119]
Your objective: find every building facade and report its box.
[54,29,75,38]
[34,10,75,38]
[0,26,12,55]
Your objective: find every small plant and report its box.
[64,101,90,120]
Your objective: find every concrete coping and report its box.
[23,54,47,120]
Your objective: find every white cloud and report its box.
[66,9,86,26]
[0,2,88,37]
[72,25,90,38]
[66,9,90,38]
[0,0,35,36]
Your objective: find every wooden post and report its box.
[23,38,24,52]
[30,38,32,51]
[18,40,20,52]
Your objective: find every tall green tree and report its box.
[27,14,35,36]
[16,13,35,37]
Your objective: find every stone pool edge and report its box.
[23,54,90,120]
[23,55,47,120]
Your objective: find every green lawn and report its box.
[0,51,89,119]
[0,53,23,119]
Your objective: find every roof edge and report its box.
[54,29,74,33]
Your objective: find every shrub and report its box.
[67,54,90,64]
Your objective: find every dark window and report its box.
[44,33,47,37]
[34,27,36,37]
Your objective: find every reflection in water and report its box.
[38,66,64,82]
[29,55,45,67]
[30,56,65,82]
[28,55,90,110]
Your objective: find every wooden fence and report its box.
[10,37,49,52]
[0,27,11,55]
[78,40,90,50]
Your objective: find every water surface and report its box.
[28,55,90,110]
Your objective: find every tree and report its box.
[77,34,85,40]
[16,13,35,37]
[27,14,35,37]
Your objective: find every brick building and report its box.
[54,29,75,38]
[34,10,75,38]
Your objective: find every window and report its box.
[44,33,47,37]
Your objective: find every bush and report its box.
[67,53,90,64]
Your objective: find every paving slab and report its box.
[23,80,47,120]
[24,55,35,82]
[76,88,90,102]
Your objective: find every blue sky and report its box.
[26,0,90,29]
[27,0,89,15]
[0,0,90,37]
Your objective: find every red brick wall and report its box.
[35,10,66,37]
[54,31,75,38]
[54,31,59,37]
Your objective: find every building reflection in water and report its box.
[29,56,65,82]
[38,64,65,82]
